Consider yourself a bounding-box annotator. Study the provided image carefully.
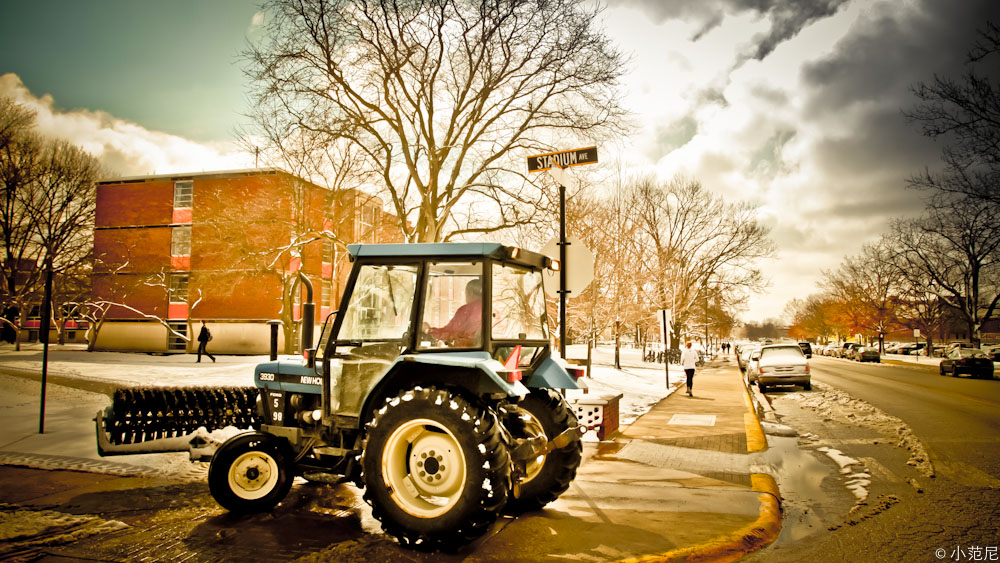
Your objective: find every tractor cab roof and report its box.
[347,242,552,270]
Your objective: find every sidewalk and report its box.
[0,352,781,562]
[548,356,780,563]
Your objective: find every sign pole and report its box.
[661,309,670,388]
[559,181,568,359]
[39,260,52,434]
[526,146,599,359]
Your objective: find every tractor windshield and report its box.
[337,264,418,342]
[491,263,547,341]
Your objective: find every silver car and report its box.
[756,344,811,392]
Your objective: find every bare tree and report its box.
[244,0,629,243]
[905,21,1000,206]
[887,196,1000,345]
[822,241,902,351]
[0,98,101,346]
[630,176,773,348]
[571,178,644,368]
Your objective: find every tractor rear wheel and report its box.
[361,386,509,549]
[208,432,294,513]
[504,389,583,514]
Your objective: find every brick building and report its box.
[92,168,399,354]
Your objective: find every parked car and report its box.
[738,344,760,373]
[896,343,926,355]
[981,344,1000,362]
[797,342,813,358]
[755,343,810,392]
[747,348,762,382]
[939,348,995,379]
[853,345,880,362]
[946,342,975,353]
[838,342,859,358]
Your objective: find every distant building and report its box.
[92,168,400,354]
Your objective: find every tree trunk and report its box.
[614,321,621,370]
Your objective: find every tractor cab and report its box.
[316,242,582,424]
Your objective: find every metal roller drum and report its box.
[103,386,261,445]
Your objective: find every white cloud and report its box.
[0,73,253,178]
[249,11,266,33]
[603,0,971,322]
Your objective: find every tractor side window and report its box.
[420,262,483,349]
[492,263,547,340]
[338,264,418,342]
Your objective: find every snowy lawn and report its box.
[0,343,682,471]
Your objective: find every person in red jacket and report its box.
[424,279,482,347]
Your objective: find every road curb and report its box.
[617,473,782,563]
[741,379,768,453]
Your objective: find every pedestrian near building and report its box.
[197,320,215,363]
[680,341,698,396]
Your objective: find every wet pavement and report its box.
[0,357,783,562]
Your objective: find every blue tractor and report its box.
[96,242,586,549]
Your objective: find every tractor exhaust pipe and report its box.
[298,272,315,367]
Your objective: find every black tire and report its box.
[504,389,583,514]
[208,432,294,513]
[803,382,812,391]
[758,384,767,393]
[940,365,946,376]
[361,386,509,550]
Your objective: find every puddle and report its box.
[755,434,840,544]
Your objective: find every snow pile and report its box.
[0,503,129,554]
[816,447,870,504]
[784,382,935,478]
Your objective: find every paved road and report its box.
[747,356,1000,562]
[811,356,1000,486]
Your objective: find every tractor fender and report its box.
[359,352,528,425]
[525,356,586,391]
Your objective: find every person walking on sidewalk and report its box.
[680,341,698,396]
[197,320,215,363]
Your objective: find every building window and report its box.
[171,225,191,256]
[355,202,380,243]
[173,180,193,208]
[169,274,189,303]
[322,237,333,262]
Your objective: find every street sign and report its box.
[527,147,598,173]
[913,329,921,338]
[540,236,595,295]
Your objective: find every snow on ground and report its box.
[564,344,683,428]
[0,342,681,476]
[781,381,935,479]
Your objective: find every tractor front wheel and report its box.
[504,389,583,514]
[208,432,294,513]
[361,386,510,549]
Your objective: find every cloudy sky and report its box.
[1,0,997,322]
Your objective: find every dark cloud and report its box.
[811,108,941,186]
[608,0,851,59]
[802,0,1000,115]
[647,116,698,161]
[799,0,1000,216]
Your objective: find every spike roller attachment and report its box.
[101,386,261,446]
